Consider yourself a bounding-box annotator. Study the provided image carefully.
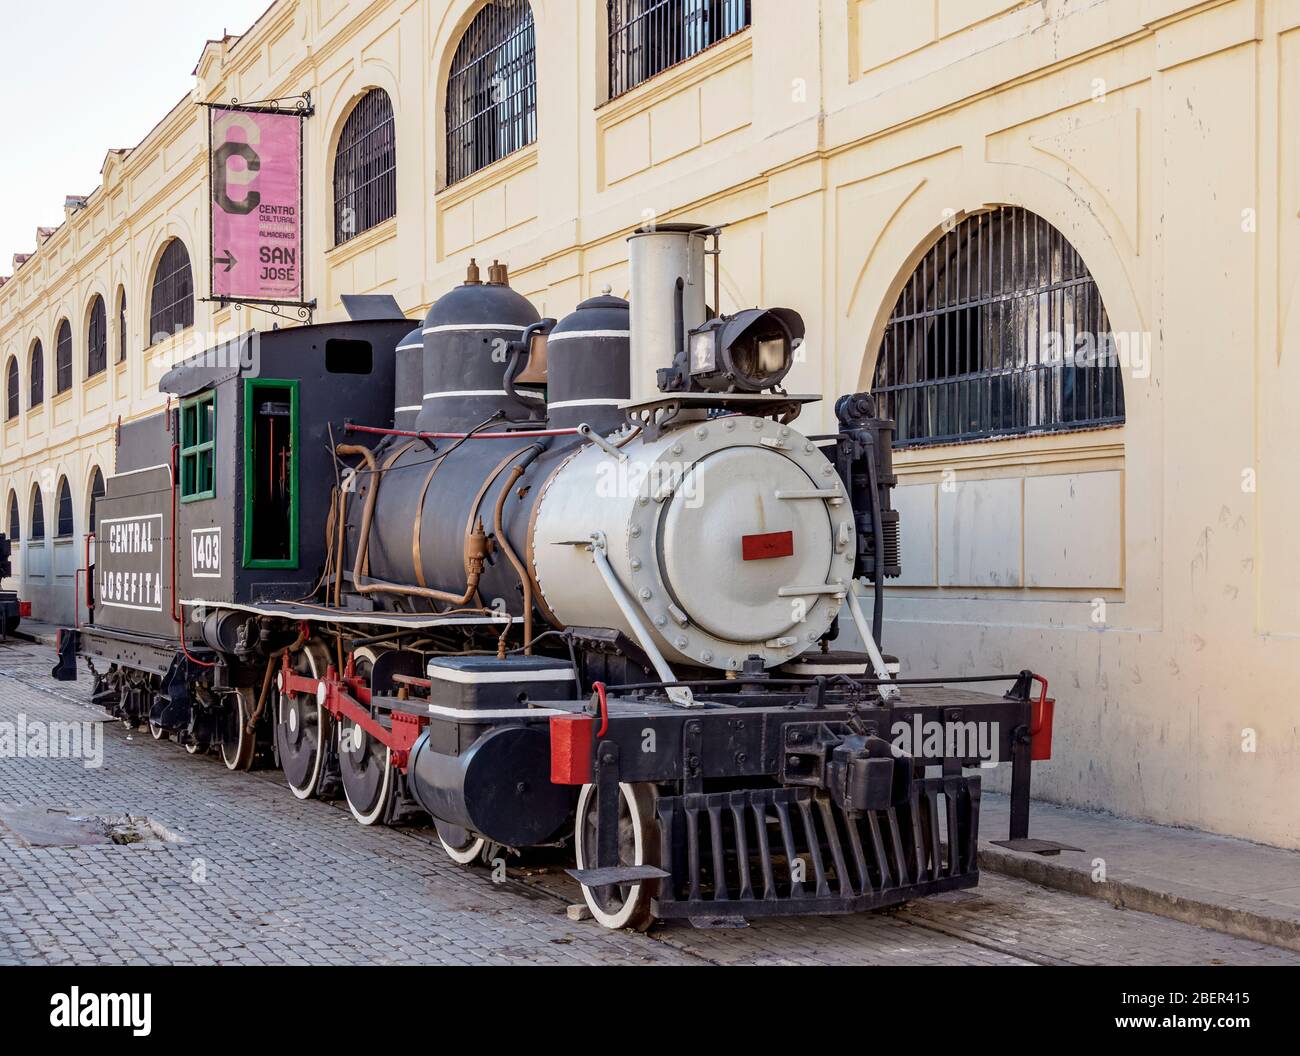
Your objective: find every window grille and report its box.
[29,341,43,407]
[117,288,127,362]
[149,239,195,344]
[333,88,397,245]
[55,477,73,539]
[5,358,17,420]
[607,0,751,98]
[29,488,44,542]
[446,0,537,185]
[55,320,72,394]
[89,468,105,533]
[871,207,1126,447]
[87,295,107,377]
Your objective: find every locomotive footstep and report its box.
[573,782,660,931]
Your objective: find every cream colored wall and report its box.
[0,0,1296,846]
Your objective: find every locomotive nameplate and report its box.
[98,514,165,612]
[191,526,222,579]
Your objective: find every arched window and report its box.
[55,319,72,394]
[149,239,194,344]
[333,88,397,245]
[6,490,18,543]
[4,357,17,421]
[29,340,43,407]
[88,467,105,534]
[87,294,107,377]
[445,1,537,185]
[116,287,127,362]
[871,206,1126,446]
[608,0,752,98]
[55,477,73,539]
[29,486,45,542]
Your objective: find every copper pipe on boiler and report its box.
[336,443,491,606]
[492,446,544,655]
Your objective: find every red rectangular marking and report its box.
[742,530,795,561]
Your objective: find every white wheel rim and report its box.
[340,646,391,825]
[342,730,393,826]
[574,782,653,930]
[439,833,487,864]
[285,645,328,800]
[221,688,253,771]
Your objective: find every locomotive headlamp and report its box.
[685,307,804,393]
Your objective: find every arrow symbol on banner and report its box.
[214,250,238,272]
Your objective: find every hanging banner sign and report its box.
[208,105,306,304]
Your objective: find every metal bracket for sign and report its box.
[199,91,315,116]
[201,296,317,324]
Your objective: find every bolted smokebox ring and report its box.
[620,414,856,670]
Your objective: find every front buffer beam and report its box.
[553,673,1057,919]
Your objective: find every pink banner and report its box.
[210,107,304,302]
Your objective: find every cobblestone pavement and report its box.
[1,639,1296,967]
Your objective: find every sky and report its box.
[0,0,274,271]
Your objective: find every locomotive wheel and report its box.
[339,719,393,825]
[436,823,487,865]
[339,648,395,826]
[219,687,257,772]
[275,642,332,800]
[573,782,659,931]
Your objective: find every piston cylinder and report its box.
[406,725,573,846]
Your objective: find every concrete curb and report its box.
[979,847,1300,954]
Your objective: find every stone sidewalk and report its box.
[980,793,1300,952]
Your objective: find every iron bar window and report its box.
[89,468,105,534]
[333,88,397,245]
[5,358,17,421]
[871,207,1126,447]
[445,0,537,186]
[87,295,107,378]
[607,0,751,98]
[7,491,18,543]
[117,288,127,362]
[29,488,44,542]
[55,320,72,395]
[29,341,42,407]
[55,477,73,540]
[149,239,195,345]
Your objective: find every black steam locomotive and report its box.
[55,224,1056,929]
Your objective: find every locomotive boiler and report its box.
[55,222,1059,930]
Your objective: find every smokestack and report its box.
[627,224,710,402]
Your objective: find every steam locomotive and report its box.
[54,224,1056,929]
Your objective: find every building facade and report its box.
[1,0,1297,849]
